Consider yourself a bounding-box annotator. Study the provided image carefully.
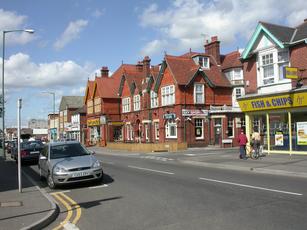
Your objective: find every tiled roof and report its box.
[59,96,84,111]
[85,80,95,101]
[165,54,231,87]
[260,21,295,43]
[293,20,307,41]
[221,51,242,70]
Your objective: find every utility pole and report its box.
[17,98,22,193]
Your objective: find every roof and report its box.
[164,54,231,88]
[221,51,242,70]
[95,76,121,98]
[242,20,307,59]
[71,105,86,115]
[59,96,84,111]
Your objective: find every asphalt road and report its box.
[24,153,307,230]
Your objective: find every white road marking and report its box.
[184,154,196,156]
[63,221,80,230]
[199,177,303,196]
[128,165,175,175]
[89,184,109,189]
[50,190,71,195]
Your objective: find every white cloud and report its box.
[92,9,105,18]
[140,39,168,56]
[70,86,86,95]
[139,0,307,55]
[0,9,35,45]
[54,19,88,50]
[2,53,92,89]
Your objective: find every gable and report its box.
[242,23,285,60]
[92,81,97,99]
[254,33,275,52]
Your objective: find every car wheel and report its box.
[47,173,56,189]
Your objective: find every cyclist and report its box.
[251,128,261,158]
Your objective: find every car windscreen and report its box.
[21,141,44,149]
[50,143,90,159]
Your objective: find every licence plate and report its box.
[30,151,39,154]
[71,172,90,178]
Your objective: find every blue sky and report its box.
[0,0,306,127]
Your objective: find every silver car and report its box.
[38,141,103,189]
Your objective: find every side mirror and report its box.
[40,156,47,160]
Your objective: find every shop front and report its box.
[87,118,100,146]
[238,89,307,155]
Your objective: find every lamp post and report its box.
[2,29,34,159]
[42,92,56,141]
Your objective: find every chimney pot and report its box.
[304,18,307,22]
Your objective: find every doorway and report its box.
[214,118,222,145]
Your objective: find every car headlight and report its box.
[92,160,101,168]
[54,166,67,174]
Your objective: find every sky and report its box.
[0,0,306,127]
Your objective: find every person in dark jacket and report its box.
[238,129,248,159]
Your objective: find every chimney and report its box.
[204,36,221,65]
[136,61,143,72]
[100,66,109,78]
[142,56,151,75]
[304,18,307,22]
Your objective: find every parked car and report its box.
[11,140,44,164]
[38,141,103,189]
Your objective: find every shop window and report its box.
[195,119,204,139]
[291,112,307,151]
[269,113,289,151]
[154,122,159,140]
[194,84,204,104]
[161,85,175,106]
[165,120,177,138]
[133,95,141,111]
[227,119,234,137]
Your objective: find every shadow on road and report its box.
[78,196,122,209]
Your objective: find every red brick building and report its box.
[84,67,121,146]
[119,37,245,147]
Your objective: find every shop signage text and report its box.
[87,118,100,127]
[283,66,298,79]
[238,91,307,112]
[163,113,176,120]
[182,109,208,117]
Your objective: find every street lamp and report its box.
[42,91,56,141]
[2,29,34,159]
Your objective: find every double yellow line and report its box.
[51,192,82,230]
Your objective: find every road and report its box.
[24,152,307,230]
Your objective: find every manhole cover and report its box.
[0,201,23,207]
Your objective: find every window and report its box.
[150,91,158,108]
[235,88,243,98]
[145,124,149,141]
[233,68,242,80]
[165,121,177,138]
[194,84,204,104]
[195,119,204,139]
[278,51,289,80]
[122,97,131,113]
[199,56,209,69]
[87,100,93,114]
[133,95,141,111]
[227,118,234,137]
[161,85,175,106]
[126,124,134,141]
[154,122,159,140]
[261,53,274,85]
[94,97,101,113]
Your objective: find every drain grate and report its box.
[0,201,23,207]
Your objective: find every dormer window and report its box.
[193,56,210,69]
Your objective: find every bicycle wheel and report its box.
[251,149,257,159]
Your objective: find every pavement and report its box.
[0,156,58,230]
[89,146,307,179]
[1,146,307,230]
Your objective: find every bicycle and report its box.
[247,142,263,159]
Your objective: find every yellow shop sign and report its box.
[87,118,100,126]
[238,91,307,112]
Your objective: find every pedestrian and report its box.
[251,128,261,155]
[237,129,248,159]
